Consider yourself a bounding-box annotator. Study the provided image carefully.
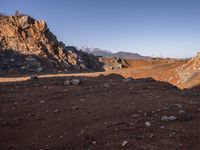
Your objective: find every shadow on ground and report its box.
[0,49,105,77]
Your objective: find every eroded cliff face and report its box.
[0,14,103,74]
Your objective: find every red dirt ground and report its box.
[0,72,200,150]
[1,59,200,150]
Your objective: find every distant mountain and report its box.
[80,47,149,59]
[110,51,148,59]
[80,47,112,57]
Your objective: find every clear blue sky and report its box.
[1,0,200,58]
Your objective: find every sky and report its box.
[1,0,200,58]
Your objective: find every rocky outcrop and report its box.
[177,52,200,84]
[99,57,129,70]
[0,14,103,75]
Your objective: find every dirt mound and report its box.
[177,52,200,87]
[0,14,103,75]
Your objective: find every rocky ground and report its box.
[1,13,200,150]
[0,74,200,150]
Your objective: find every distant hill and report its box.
[80,47,149,59]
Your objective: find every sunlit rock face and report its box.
[0,14,103,74]
[177,52,200,84]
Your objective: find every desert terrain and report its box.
[0,14,200,150]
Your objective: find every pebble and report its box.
[104,83,110,88]
[160,126,165,129]
[174,104,182,108]
[163,107,169,111]
[80,98,86,102]
[178,110,185,114]
[40,100,45,103]
[145,122,151,127]
[63,80,71,86]
[64,79,81,86]
[54,109,59,113]
[92,141,97,145]
[121,140,128,147]
[168,116,177,121]
[73,106,78,110]
[150,134,154,139]
[132,114,139,118]
[156,109,161,112]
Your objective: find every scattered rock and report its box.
[178,110,186,114]
[160,126,165,129]
[92,141,97,145]
[63,80,71,86]
[36,67,43,72]
[72,106,78,110]
[63,79,81,86]
[80,98,86,102]
[104,83,110,88]
[174,104,182,109]
[129,87,134,90]
[150,134,154,139]
[161,116,177,121]
[71,79,81,85]
[145,122,151,127]
[40,100,45,103]
[121,140,128,147]
[53,109,59,113]
[163,107,169,111]
[132,114,139,118]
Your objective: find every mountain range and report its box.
[80,46,149,59]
